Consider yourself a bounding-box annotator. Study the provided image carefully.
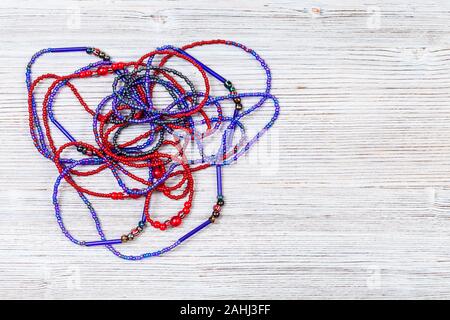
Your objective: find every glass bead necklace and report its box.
[26,40,279,260]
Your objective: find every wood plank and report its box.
[2,0,450,299]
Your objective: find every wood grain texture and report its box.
[2,0,450,299]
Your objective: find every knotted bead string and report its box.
[26,40,279,260]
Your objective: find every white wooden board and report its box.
[2,0,450,299]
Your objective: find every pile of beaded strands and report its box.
[26,40,279,260]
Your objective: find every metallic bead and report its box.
[127,233,134,240]
[209,216,216,223]
[121,235,128,243]
[235,103,243,110]
[99,51,105,58]
[224,80,233,89]
[212,210,220,218]
[217,198,224,206]
[233,97,241,104]
[77,146,84,153]
[86,47,93,54]
[138,221,145,228]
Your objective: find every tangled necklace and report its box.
[26,40,279,260]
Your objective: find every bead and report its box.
[86,47,93,54]
[209,216,216,223]
[121,235,128,243]
[138,221,145,228]
[184,201,192,208]
[131,228,140,236]
[182,207,190,214]
[212,210,220,218]
[224,80,233,89]
[134,110,144,120]
[111,192,124,200]
[96,66,109,76]
[153,168,163,179]
[170,216,182,227]
[112,62,125,71]
[127,233,134,240]
[217,198,224,206]
[159,224,167,231]
[213,204,221,212]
